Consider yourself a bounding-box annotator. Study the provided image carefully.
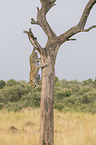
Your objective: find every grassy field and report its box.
[0,109,96,145]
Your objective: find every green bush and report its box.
[6,79,18,86]
[81,78,93,86]
[0,83,30,103]
[77,86,91,96]
[1,78,96,113]
[80,94,90,104]
[54,102,64,111]
[0,80,6,89]
[55,76,59,83]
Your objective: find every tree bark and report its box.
[40,58,55,145]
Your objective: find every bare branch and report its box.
[37,7,39,12]
[58,0,96,44]
[67,38,77,41]
[31,18,39,25]
[81,25,96,32]
[31,0,57,39]
[58,26,81,44]
[24,28,43,54]
[78,0,96,29]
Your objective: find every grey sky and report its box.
[0,0,96,81]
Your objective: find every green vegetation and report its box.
[0,80,6,89]
[0,78,96,113]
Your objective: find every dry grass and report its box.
[54,110,96,145]
[0,108,96,145]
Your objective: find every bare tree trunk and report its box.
[24,1,96,145]
[40,61,55,145]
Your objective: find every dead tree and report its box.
[24,0,96,144]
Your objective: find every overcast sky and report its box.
[0,0,96,82]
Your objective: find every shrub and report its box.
[0,80,6,89]
[80,94,90,104]
[54,102,64,111]
[81,78,93,86]
[0,84,30,103]
[55,76,59,83]
[77,86,91,96]
[6,79,18,86]
[1,78,96,113]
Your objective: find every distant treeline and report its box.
[0,77,96,113]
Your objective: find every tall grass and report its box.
[0,109,96,145]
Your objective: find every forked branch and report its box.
[58,0,96,44]
[31,0,56,39]
[24,28,43,54]
[81,25,96,32]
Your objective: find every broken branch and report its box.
[24,28,43,54]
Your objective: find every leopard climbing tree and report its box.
[24,0,96,144]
